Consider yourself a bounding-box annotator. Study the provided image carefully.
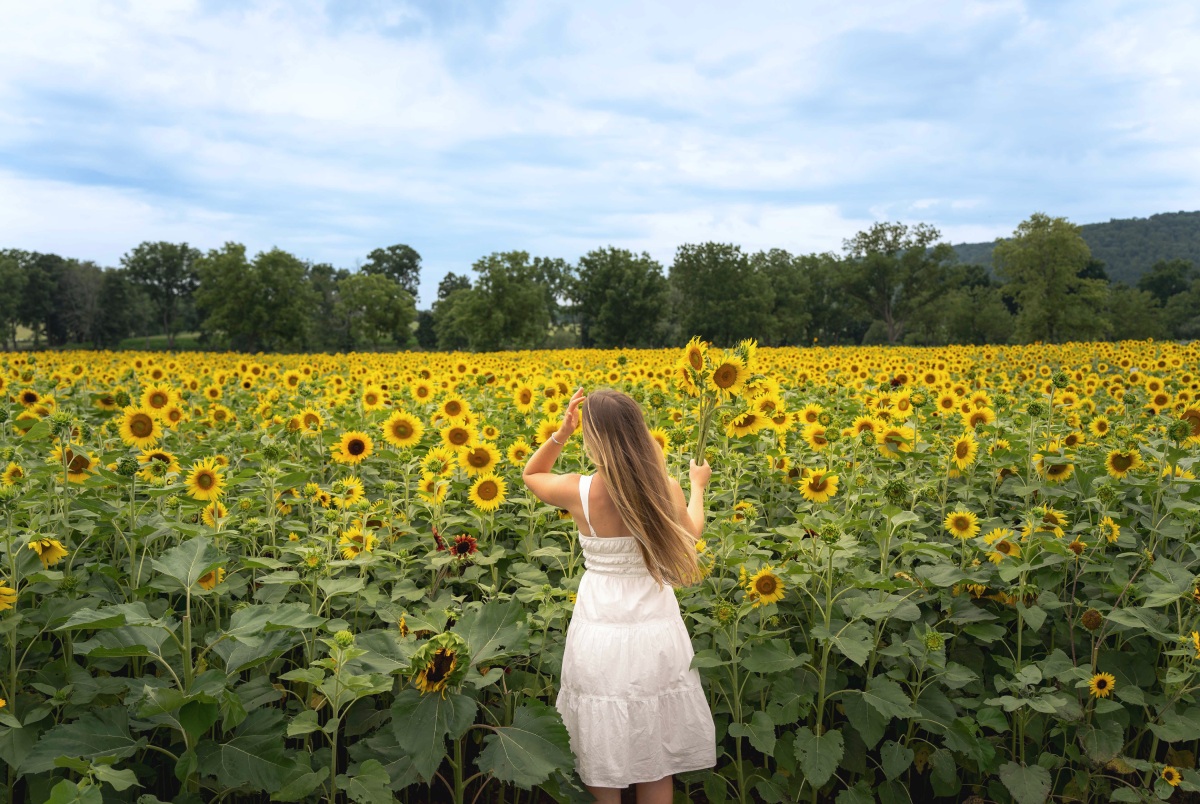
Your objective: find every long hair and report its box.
[581,389,701,588]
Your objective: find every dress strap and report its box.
[578,473,596,537]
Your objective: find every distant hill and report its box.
[951,211,1200,285]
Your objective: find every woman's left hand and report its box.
[558,387,586,439]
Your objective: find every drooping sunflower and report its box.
[332,431,374,465]
[1099,515,1120,543]
[745,566,786,607]
[1087,672,1115,698]
[506,438,532,466]
[460,443,501,476]
[469,474,507,512]
[0,582,16,612]
[201,501,229,527]
[185,457,225,501]
[27,537,68,568]
[119,406,161,448]
[382,411,424,449]
[410,633,469,697]
[876,426,914,458]
[950,432,978,470]
[198,567,226,591]
[338,527,378,560]
[50,445,97,483]
[1,462,23,487]
[799,469,839,504]
[1105,448,1142,479]
[944,510,980,540]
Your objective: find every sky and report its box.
[2,0,1199,306]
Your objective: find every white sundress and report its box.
[554,473,717,788]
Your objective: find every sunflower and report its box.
[1105,449,1142,479]
[1026,505,1069,539]
[1087,417,1112,439]
[439,395,470,423]
[1179,407,1200,444]
[1162,766,1182,788]
[339,527,378,560]
[1190,631,1200,660]
[987,537,1021,564]
[801,423,829,452]
[1100,516,1120,543]
[935,392,958,415]
[731,501,758,523]
[0,583,16,612]
[460,443,501,476]
[673,361,700,397]
[332,431,374,465]
[413,648,459,697]
[799,403,823,425]
[334,476,365,509]
[851,416,881,438]
[535,419,561,446]
[726,411,765,438]
[441,424,475,451]
[682,336,706,374]
[361,385,387,411]
[198,567,226,591]
[27,537,68,568]
[512,384,537,414]
[648,427,669,455]
[450,534,479,560]
[506,438,532,465]
[1087,672,1115,698]
[417,472,448,505]
[201,501,228,527]
[961,407,996,430]
[0,463,21,487]
[299,407,325,435]
[799,469,838,503]
[50,446,97,483]
[950,432,978,470]
[745,566,786,607]
[140,383,175,413]
[138,448,180,481]
[708,353,748,398]
[119,406,161,448]
[877,426,914,458]
[469,474,507,512]
[1035,453,1075,483]
[162,404,187,428]
[185,457,225,501]
[382,411,424,449]
[944,510,980,540]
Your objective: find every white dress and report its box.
[555,473,717,788]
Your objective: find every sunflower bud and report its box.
[884,478,909,507]
[115,390,131,407]
[824,427,842,443]
[381,480,399,493]
[116,455,139,478]
[992,393,1009,408]
[648,391,666,409]
[1026,401,1046,417]
[59,573,80,593]
[1169,419,1192,444]
[334,629,355,648]
[712,600,736,624]
[859,430,875,447]
[820,525,842,545]
[1096,484,1118,506]
[262,443,285,463]
[817,411,833,426]
[923,631,945,651]
[1081,609,1103,631]
[1052,371,1070,389]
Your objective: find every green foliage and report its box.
[361,243,422,299]
[571,247,668,347]
[194,244,318,351]
[120,241,201,349]
[335,272,416,349]
[670,242,775,346]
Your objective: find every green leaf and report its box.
[179,701,219,741]
[92,765,140,791]
[793,726,842,788]
[206,709,304,792]
[453,599,531,667]
[44,780,103,804]
[271,769,328,802]
[224,604,326,643]
[150,536,222,591]
[336,759,393,804]
[22,708,145,774]
[843,693,887,749]
[390,688,476,782]
[287,710,322,737]
[728,710,775,756]
[861,676,918,721]
[881,740,913,780]
[1149,707,1200,742]
[476,702,574,789]
[55,603,155,631]
[811,622,872,667]
[1080,722,1124,763]
[998,761,1052,804]
[690,649,731,669]
[741,642,804,674]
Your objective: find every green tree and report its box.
[121,241,201,348]
[195,244,316,352]
[798,253,868,345]
[17,252,67,348]
[751,249,811,346]
[431,273,474,351]
[362,244,422,299]
[1107,285,1169,340]
[0,250,28,349]
[571,247,668,347]
[335,272,416,349]
[307,263,351,350]
[91,270,144,348]
[669,243,774,346]
[1163,279,1200,339]
[993,213,1111,343]
[435,252,561,351]
[1137,258,1196,305]
[841,222,957,344]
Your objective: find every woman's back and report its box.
[578,471,633,539]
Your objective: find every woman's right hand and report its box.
[689,458,712,488]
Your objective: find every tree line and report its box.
[3,212,1199,353]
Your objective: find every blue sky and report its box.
[1,0,1198,306]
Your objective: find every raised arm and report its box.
[521,387,586,510]
[672,458,711,539]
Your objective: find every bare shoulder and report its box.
[522,470,582,510]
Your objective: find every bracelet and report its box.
[550,433,564,445]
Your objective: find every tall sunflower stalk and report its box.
[675,337,756,462]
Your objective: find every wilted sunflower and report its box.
[185,457,225,501]
[1105,448,1142,479]
[950,432,978,470]
[0,582,16,612]
[799,469,838,503]
[27,537,69,568]
[410,632,469,697]
[460,443,501,476]
[119,406,161,448]
[1087,672,1115,698]
[469,474,507,512]
[333,431,374,465]
[745,565,786,607]
[381,411,424,449]
[943,510,980,540]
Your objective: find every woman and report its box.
[522,387,716,804]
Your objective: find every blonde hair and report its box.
[581,389,701,587]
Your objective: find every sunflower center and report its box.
[687,350,704,371]
[477,481,498,501]
[1111,453,1133,471]
[130,414,153,438]
[445,401,462,417]
[196,471,215,490]
[348,439,366,456]
[449,428,470,446]
[755,576,778,595]
[953,515,971,530]
[149,392,168,408]
[467,449,490,467]
[519,391,532,404]
[65,451,90,474]
[713,364,738,389]
[808,475,828,492]
[392,422,413,439]
[955,441,970,459]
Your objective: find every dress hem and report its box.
[578,759,718,789]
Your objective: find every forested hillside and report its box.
[953,210,1200,284]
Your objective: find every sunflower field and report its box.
[1,339,1200,804]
